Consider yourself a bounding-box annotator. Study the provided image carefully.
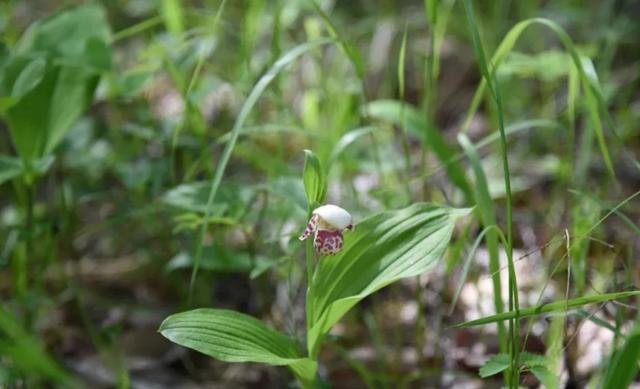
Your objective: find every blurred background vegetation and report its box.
[0,0,638,387]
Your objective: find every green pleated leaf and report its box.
[159,309,317,386]
[307,203,470,356]
[160,309,305,365]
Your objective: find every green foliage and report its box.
[0,306,71,385]
[0,155,23,185]
[302,149,327,208]
[457,133,506,351]
[160,309,306,364]
[602,316,640,389]
[1,4,111,170]
[480,352,554,387]
[365,100,473,203]
[453,291,640,328]
[165,245,276,279]
[307,204,470,356]
[159,309,317,386]
[460,17,616,179]
[162,202,466,386]
[479,353,510,378]
[161,0,184,34]
[1,1,638,388]
[187,38,334,302]
[0,5,111,185]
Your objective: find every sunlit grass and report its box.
[0,0,638,387]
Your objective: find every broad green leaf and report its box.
[45,65,99,154]
[366,100,473,203]
[16,4,110,61]
[307,203,470,356]
[84,37,112,72]
[3,4,111,163]
[0,155,23,185]
[4,62,56,161]
[602,316,640,389]
[11,57,46,98]
[159,309,317,387]
[159,309,303,364]
[452,291,640,328]
[479,353,510,378]
[302,149,326,207]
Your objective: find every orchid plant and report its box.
[160,150,469,387]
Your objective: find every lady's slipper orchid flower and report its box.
[299,204,354,256]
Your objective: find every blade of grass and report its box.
[601,314,640,389]
[452,291,640,329]
[111,16,163,42]
[187,38,335,304]
[462,1,519,385]
[459,17,616,179]
[169,0,228,181]
[397,24,413,198]
[449,225,501,313]
[458,133,507,353]
[569,189,640,235]
[310,1,365,80]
